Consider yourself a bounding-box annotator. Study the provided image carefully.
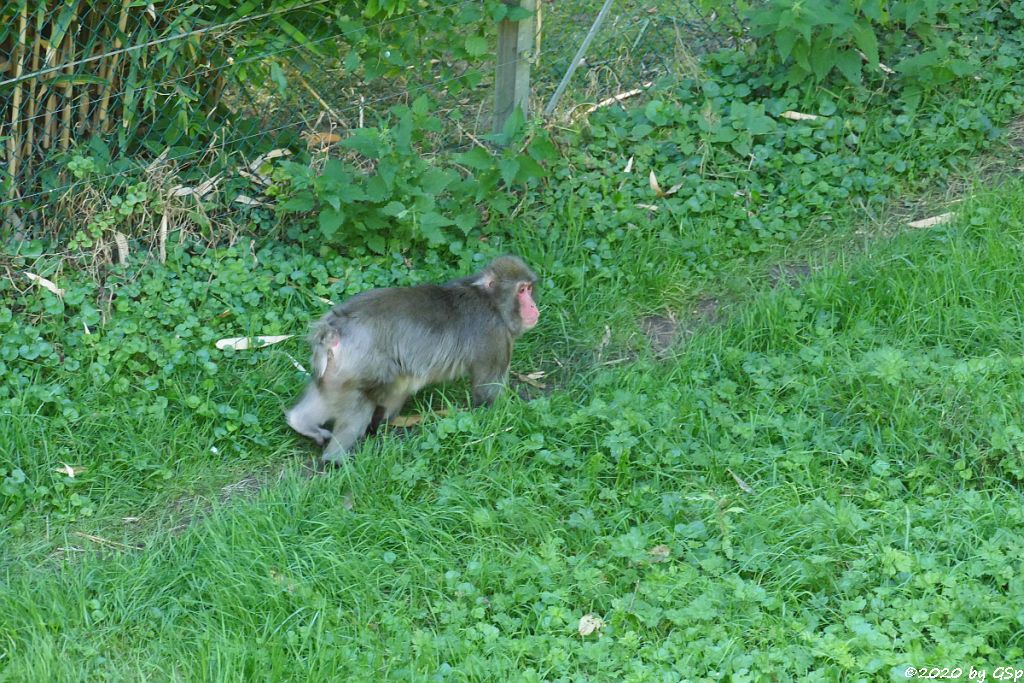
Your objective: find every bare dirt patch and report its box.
[640,295,724,357]
[639,313,680,356]
[767,262,813,288]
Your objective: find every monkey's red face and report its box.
[517,282,539,329]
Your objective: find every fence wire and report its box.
[0,0,741,234]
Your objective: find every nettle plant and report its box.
[741,0,989,94]
[266,106,556,254]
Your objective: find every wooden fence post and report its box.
[493,0,536,135]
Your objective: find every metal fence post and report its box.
[493,0,536,135]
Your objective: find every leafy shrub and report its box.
[268,107,554,254]
[736,0,1008,99]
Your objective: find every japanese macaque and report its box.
[286,256,539,463]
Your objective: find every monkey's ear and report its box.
[475,273,497,290]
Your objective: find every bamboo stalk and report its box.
[95,0,130,134]
[41,1,58,150]
[534,0,542,71]
[77,10,101,136]
[23,9,42,171]
[60,3,81,151]
[7,1,28,199]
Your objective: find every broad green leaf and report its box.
[775,28,798,61]
[895,49,941,74]
[851,24,879,70]
[489,3,508,21]
[454,211,477,234]
[465,35,488,57]
[514,155,545,183]
[319,207,345,239]
[418,211,453,245]
[341,129,384,158]
[280,193,315,213]
[321,159,350,182]
[365,175,390,202]
[498,157,520,186]
[366,233,386,254]
[506,6,534,21]
[269,62,288,96]
[458,147,494,170]
[412,95,431,116]
[835,50,862,84]
[500,107,526,141]
[527,134,557,163]
[381,201,406,217]
[419,167,455,195]
[343,51,361,72]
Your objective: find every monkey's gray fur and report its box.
[286,256,538,463]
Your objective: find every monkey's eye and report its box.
[518,283,533,294]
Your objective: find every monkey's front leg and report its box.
[366,392,410,436]
[285,384,334,446]
[321,389,377,464]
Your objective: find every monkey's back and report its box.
[313,283,510,390]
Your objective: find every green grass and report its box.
[3,178,1024,680]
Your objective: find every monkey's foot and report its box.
[320,447,352,467]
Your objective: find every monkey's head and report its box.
[477,256,539,335]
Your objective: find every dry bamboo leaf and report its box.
[316,296,335,305]
[647,544,671,563]
[387,414,425,428]
[513,371,547,389]
[623,156,634,173]
[780,111,819,121]
[907,213,953,229]
[158,212,168,264]
[25,272,64,297]
[665,182,683,196]
[304,131,342,147]
[857,50,895,74]
[145,148,169,173]
[169,185,195,197]
[727,468,755,494]
[578,614,605,637]
[388,409,450,428]
[649,170,664,197]
[635,203,659,211]
[193,173,222,198]
[114,231,129,265]
[234,195,268,207]
[583,83,651,114]
[248,148,291,172]
[238,169,270,186]
[284,352,308,374]
[215,335,294,351]
[55,463,85,478]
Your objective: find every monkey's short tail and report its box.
[309,318,341,382]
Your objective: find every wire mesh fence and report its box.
[0,0,742,237]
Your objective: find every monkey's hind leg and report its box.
[321,389,377,465]
[285,384,334,446]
